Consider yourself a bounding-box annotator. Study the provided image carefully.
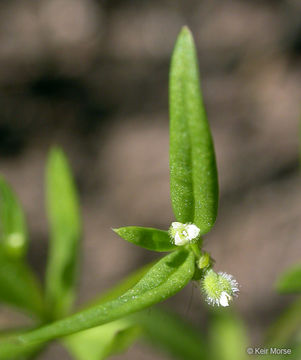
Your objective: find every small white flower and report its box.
[186,224,200,240]
[201,269,239,307]
[169,222,200,246]
[174,232,182,245]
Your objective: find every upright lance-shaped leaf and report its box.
[0,249,195,358]
[169,27,218,234]
[45,147,81,320]
[0,176,28,258]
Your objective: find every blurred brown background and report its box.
[1,0,301,358]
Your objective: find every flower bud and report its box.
[198,252,210,270]
[200,269,239,307]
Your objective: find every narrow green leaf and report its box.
[45,147,81,320]
[0,329,46,360]
[208,308,248,360]
[1,263,150,360]
[0,250,194,358]
[113,227,176,252]
[0,342,42,360]
[276,264,301,294]
[169,27,218,234]
[63,319,140,360]
[136,307,207,360]
[0,176,28,259]
[86,262,155,308]
[0,177,44,318]
[61,264,153,360]
[64,265,206,360]
[0,253,44,319]
[61,263,154,360]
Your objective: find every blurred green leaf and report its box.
[45,147,81,320]
[266,297,301,347]
[87,262,154,307]
[0,343,42,360]
[0,252,44,319]
[0,176,28,259]
[0,249,195,357]
[113,227,177,252]
[169,27,218,235]
[208,308,248,360]
[65,263,207,360]
[136,308,207,360]
[0,328,46,360]
[0,177,45,322]
[1,263,151,360]
[61,262,155,360]
[63,319,141,360]
[276,264,301,294]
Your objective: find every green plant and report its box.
[266,263,301,353]
[0,27,241,359]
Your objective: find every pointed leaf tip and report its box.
[114,226,177,252]
[179,26,192,38]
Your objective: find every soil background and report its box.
[1,0,301,358]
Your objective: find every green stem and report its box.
[189,243,201,259]
[0,250,195,359]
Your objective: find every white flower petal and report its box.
[186,224,200,240]
[220,292,231,307]
[174,232,182,245]
[171,222,182,229]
